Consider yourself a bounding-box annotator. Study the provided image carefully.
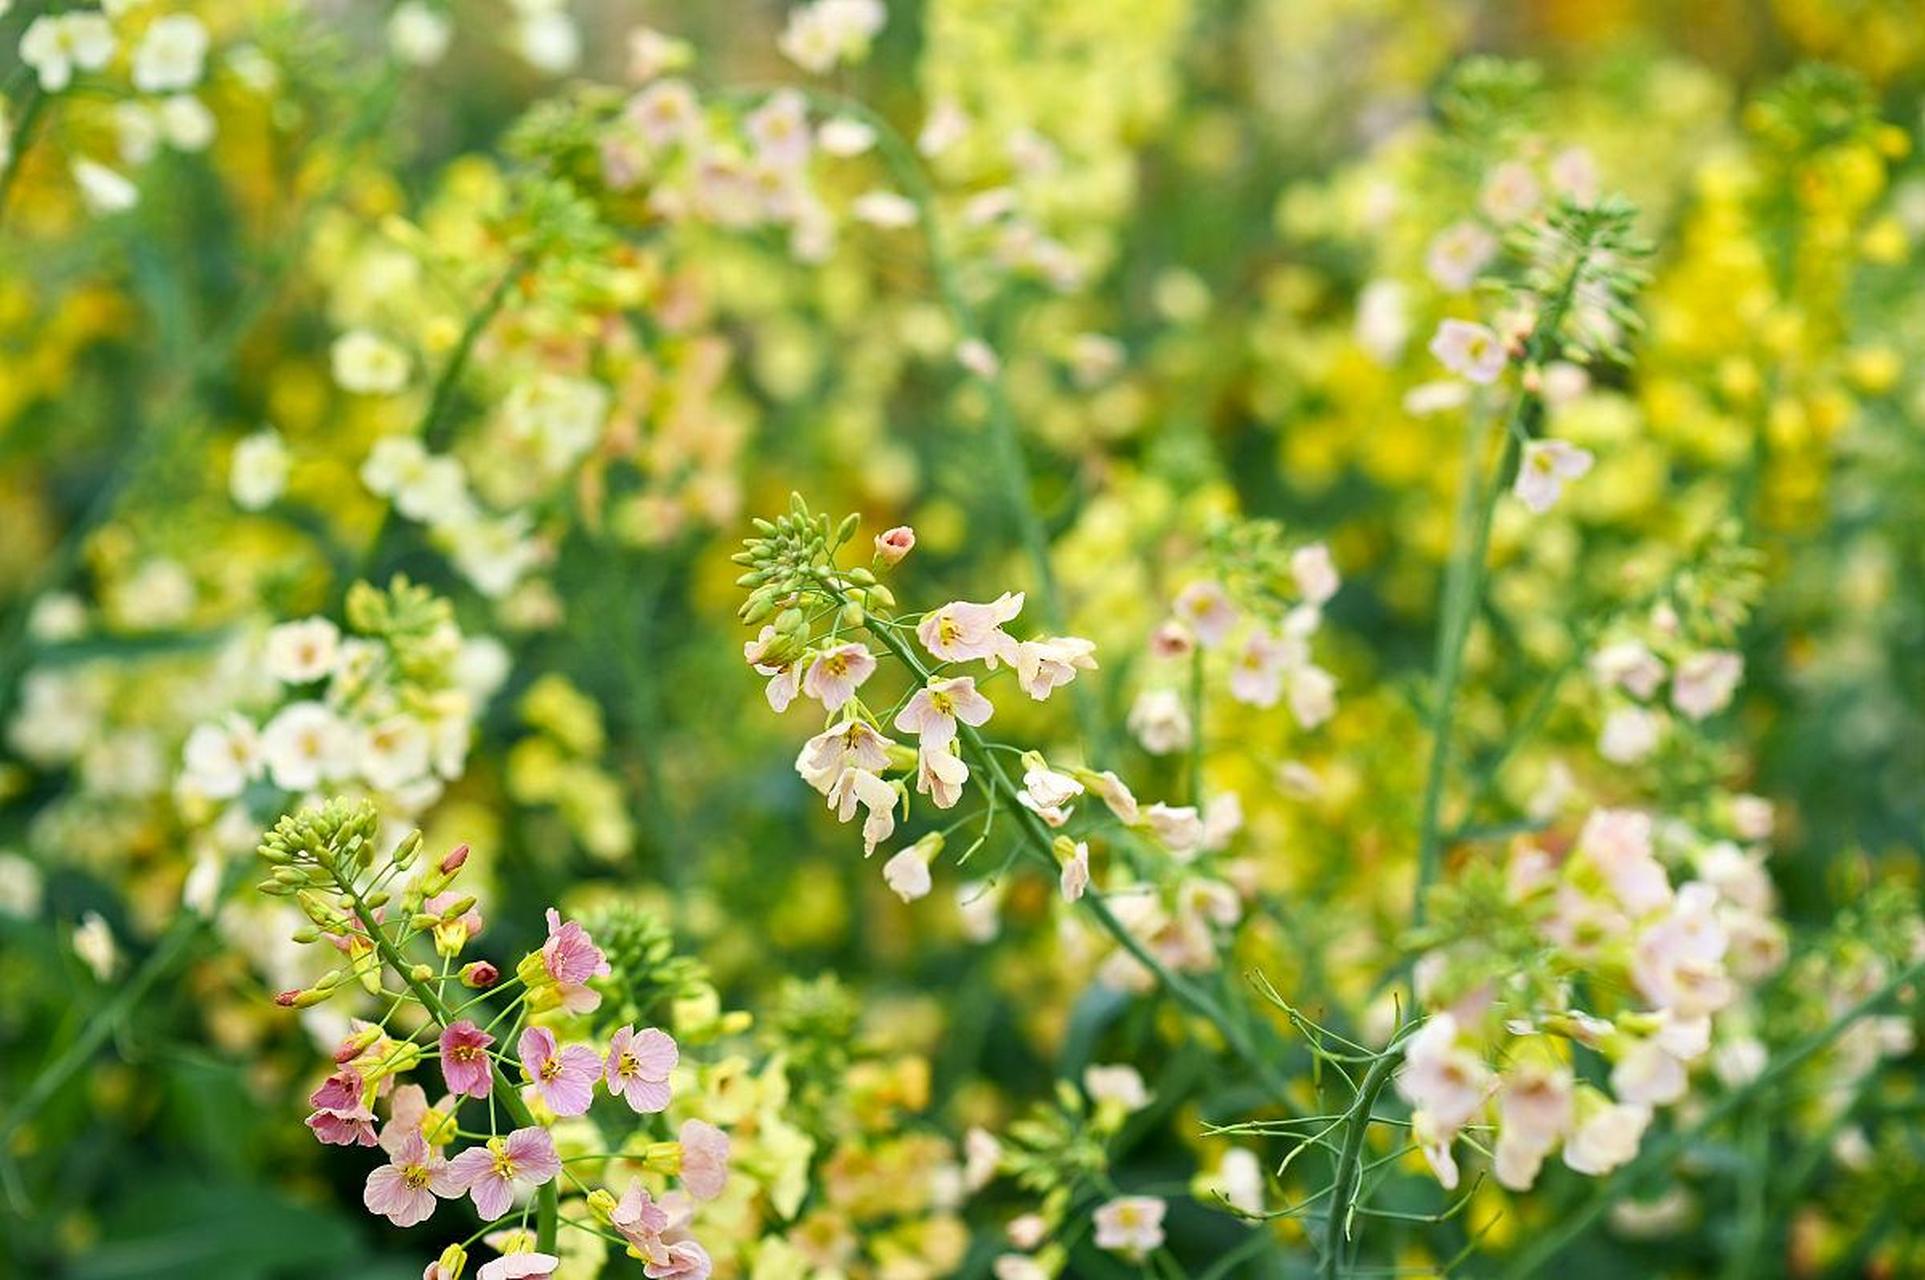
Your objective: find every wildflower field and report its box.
[6,0,1925,1277]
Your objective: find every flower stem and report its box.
[1320,1048,1401,1280]
[344,886,558,1253]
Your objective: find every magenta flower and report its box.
[445,1126,561,1220]
[305,1067,377,1147]
[606,1025,677,1114]
[678,1118,730,1201]
[540,908,611,1014]
[439,1020,495,1099]
[518,1025,601,1117]
[364,1132,459,1227]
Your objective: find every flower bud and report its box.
[335,1025,384,1062]
[392,830,424,869]
[460,961,500,989]
[438,844,470,875]
[641,1140,683,1175]
[273,988,302,1007]
[586,1188,619,1222]
[428,1243,468,1280]
[409,962,435,983]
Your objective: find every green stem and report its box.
[344,888,557,1253]
[1320,1049,1401,1279]
[0,83,48,227]
[1498,950,1925,1279]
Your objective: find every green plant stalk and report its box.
[0,83,48,227]
[856,607,1290,1099]
[1498,950,1925,1278]
[1320,1049,1402,1280]
[345,886,558,1253]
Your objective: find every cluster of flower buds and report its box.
[256,799,728,1280]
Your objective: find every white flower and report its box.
[516,10,580,74]
[1092,1196,1165,1258]
[444,512,540,598]
[625,79,700,148]
[1127,688,1191,755]
[849,189,916,228]
[746,89,812,170]
[778,0,885,74]
[72,159,138,214]
[1083,1064,1149,1111]
[1395,1014,1493,1134]
[230,429,289,510]
[1480,160,1541,223]
[1513,439,1595,514]
[1428,319,1507,384]
[1059,840,1089,902]
[1287,663,1339,729]
[963,1126,1001,1190]
[358,715,433,792]
[1011,635,1097,701]
[27,592,87,643]
[1590,639,1664,700]
[1404,379,1472,415]
[1354,278,1409,362]
[388,2,453,66]
[817,117,876,156]
[1671,650,1742,721]
[1143,802,1204,860]
[132,15,208,93]
[158,94,216,151]
[893,676,994,749]
[1562,1097,1651,1176]
[955,338,999,379]
[501,373,608,472]
[1599,705,1662,764]
[917,97,969,157]
[73,911,118,981]
[361,436,472,523]
[181,714,262,799]
[1291,543,1340,607]
[182,848,224,917]
[21,14,115,93]
[331,330,410,394]
[1021,764,1083,811]
[0,852,45,918]
[882,844,933,903]
[626,27,691,83]
[260,701,354,792]
[265,617,340,684]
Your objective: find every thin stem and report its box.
[344,884,558,1253]
[1320,1045,1401,1279]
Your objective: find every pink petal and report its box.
[504,1126,561,1183]
[469,1172,512,1220]
[629,1028,678,1080]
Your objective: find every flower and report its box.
[132,14,208,94]
[1172,582,1237,648]
[1011,636,1098,701]
[1092,1196,1166,1257]
[852,190,918,228]
[1143,803,1204,859]
[1562,1095,1651,1176]
[180,714,261,799]
[20,14,115,93]
[261,702,355,791]
[916,743,968,810]
[606,1025,677,1113]
[894,676,994,748]
[332,331,411,395]
[230,429,290,510]
[796,720,892,793]
[1426,221,1499,291]
[389,2,454,65]
[1514,439,1595,514]
[611,1180,670,1255]
[917,594,1023,664]
[1084,1064,1150,1111]
[1394,1014,1493,1135]
[644,1242,712,1280]
[1291,543,1341,606]
[476,1252,560,1279]
[1481,160,1542,223]
[439,1021,495,1099]
[73,160,138,214]
[1428,319,1507,384]
[801,643,877,711]
[1059,841,1090,902]
[828,765,898,852]
[679,1118,730,1200]
[1672,650,1742,721]
[1127,689,1191,755]
[874,525,915,564]
[963,1127,1002,1190]
[266,618,341,683]
[539,908,611,1013]
[517,1025,601,1117]
[883,843,934,902]
[364,1132,458,1226]
[445,1127,561,1219]
[1599,705,1662,764]
[306,1067,377,1147]
[363,437,471,522]
[1590,640,1665,699]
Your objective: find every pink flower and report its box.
[645,1242,712,1279]
[875,525,916,565]
[801,642,876,711]
[794,720,892,794]
[518,1025,601,1117]
[476,1255,560,1280]
[915,743,968,810]
[916,593,1023,664]
[364,1132,459,1226]
[446,1126,561,1220]
[1429,318,1507,384]
[827,766,898,853]
[1513,439,1594,514]
[679,1118,730,1200]
[541,908,612,1014]
[744,626,802,713]
[612,1180,671,1255]
[439,1021,495,1099]
[606,1025,677,1113]
[1060,842,1090,902]
[1172,582,1236,648]
[1011,636,1097,701]
[306,1067,377,1147]
[1092,1196,1166,1257]
[893,676,993,748]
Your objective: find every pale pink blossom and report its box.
[540,908,612,1014]
[1394,1014,1493,1134]
[1081,770,1140,825]
[1632,883,1734,1018]
[1578,808,1671,915]
[1291,543,1340,606]
[1228,629,1294,707]
[1429,319,1507,384]
[1021,763,1083,810]
[1012,635,1097,700]
[875,525,916,565]
[1590,640,1665,700]
[477,1254,560,1280]
[1481,160,1541,223]
[1059,841,1090,902]
[1671,650,1742,721]
[438,1022,494,1099]
[644,1241,712,1279]
[916,743,968,810]
[917,593,1024,664]
[1144,802,1204,860]
[1172,582,1237,648]
[611,1180,671,1256]
[883,844,934,902]
[802,642,876,711]
[744,626,802,712]
[1092,1196,1165,1257]
[827,766,898,853]
[1514,439,1595,514]
[1127,689,1191,755]
[1599,705,1662,763]
[796,720,892,794]
[518,1025,601,1116]
[606,1025,677,1113]
[1562,1097,1651,1175]
[893,676,993,748]
[445,1126,561,1219]
[364,1131,459,1226]
[679,1118,730,1200]
[1426,221,1498,292]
